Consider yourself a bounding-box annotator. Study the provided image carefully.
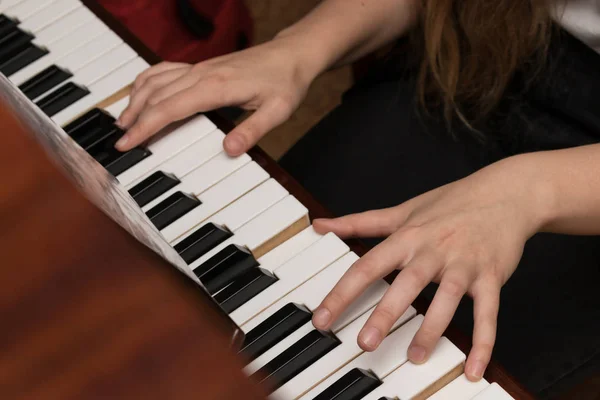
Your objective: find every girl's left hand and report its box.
[311,154,552,381]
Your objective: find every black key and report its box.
[313,368,382,400]
[240,303,312,362]
[19,65,72,100]
[174,223,232,265]
[0,15,18,36]
[129,171,180,208]
[63,108,116,149]
[80,125,150,175]
[193,244,258,294]
[105,147,151,176]
[146,191,201,230]
[215,267,277,313]
[0,29,33,63]
[252,329,340,394]
[85,125,123,156]
[36,82,89,117]
[0,43,47,76]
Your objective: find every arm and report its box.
[116,0,419,153]
[528,143,600,234]
[275,0,420,77]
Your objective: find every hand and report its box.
[311,155,551,381]
[115,37,317,155]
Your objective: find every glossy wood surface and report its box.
[0,103,266,399]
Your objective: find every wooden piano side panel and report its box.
[77,2,536,398]
[0,103,266,399]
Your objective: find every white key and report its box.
[34,7,95,45]
[362,337,466,400]
[53,31,123,78]
[188,195,309,270]
[4,0,56,21]
[9,21,112,83]
[64,43,135,84]
[244,321,314,376]
[230,232,348,326]
[19,0,80,33]
[242,252,384,334]
[471,383,514,400]
[0,0,27,13]
[32,43,137,102]
[161,162,270,243]
[270,306,416,400]
[300,314,424,400]
[166,176,285,243]
[206,178,288,232]
[256,226,322,274]
[116,115,218,187]
[103,95,129,117]
[427,374,490,400]
[240,252,359,332]
[52,57,150,126]
[128,129,225,189]
[141,152,251,211]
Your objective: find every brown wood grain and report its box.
[0,103,267,399]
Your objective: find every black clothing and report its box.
[280,30,600,398]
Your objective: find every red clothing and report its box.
[97,0,253,63]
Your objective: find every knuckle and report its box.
[350,260,378,282]
[323,290,347,311]
[147,94,161,107]
[397,225,422,245]
[271,95,295,114]
[372,304,398,325]
[404,267,430,288]
[474,342,495,359]
[206,70,229,85]
[416,326,441,345]
[146,75,162,88]
[439,276,468,298]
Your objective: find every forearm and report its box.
[274,0,419,81]
[519,143,600,235]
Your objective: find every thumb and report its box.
[314,207,406,239]
[223,98,294,156]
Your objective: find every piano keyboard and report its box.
[0,1,518,399]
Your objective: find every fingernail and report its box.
[225,136,244,155]
[312,308,331,329]
[408,345,427,363]
[359,327,382,350]
[468,360,486,380]
[115,135,129,149]
[115,118,124,128]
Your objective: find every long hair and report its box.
[415,0,554,129]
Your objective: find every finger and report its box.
[313,207,408,239]
[465,278,500,381]
[116,80,239,150]
[312,234,412,331]
[357,259,438,351]
[223,99,293,156]
[132,62,190,93]
[408,271,469,364]
[119,68,191,128]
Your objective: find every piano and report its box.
[0,1,536,399]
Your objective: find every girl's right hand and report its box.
[115,37,318,156]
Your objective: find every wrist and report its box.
[273,27,333,86]
[505,153,558,236]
